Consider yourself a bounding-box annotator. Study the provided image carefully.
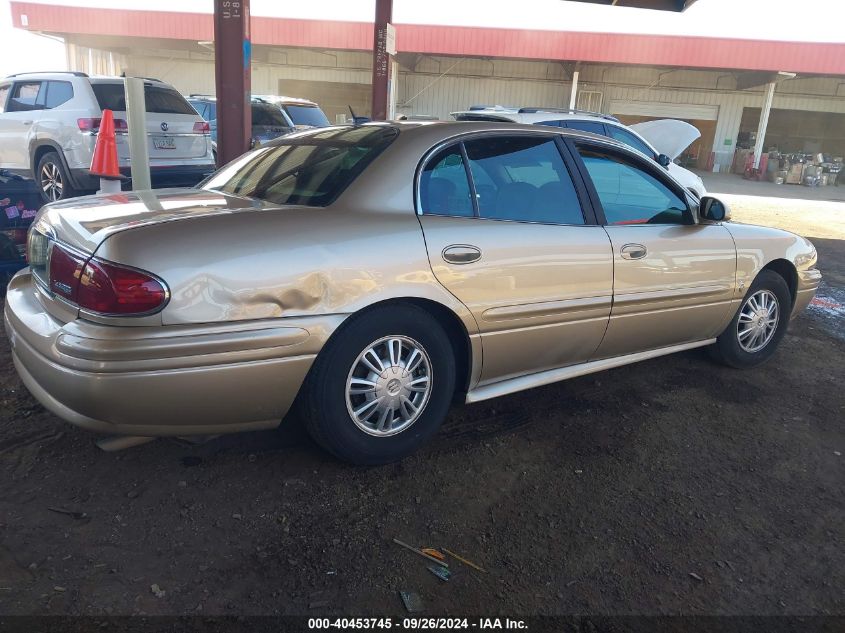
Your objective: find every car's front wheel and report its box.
[37,152,77,203]
[711,269,792,369]
[300,304,456,465]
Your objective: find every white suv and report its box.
[452,106,706,197]
[0,72,215,203]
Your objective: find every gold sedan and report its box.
[4,122,821,464]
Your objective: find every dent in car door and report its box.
[575,144,737,358]
[417,135,613,386]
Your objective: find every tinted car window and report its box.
[464,136,584,225]
[7,82,43,112]
[188,100,208,119]
[606,125,655,158]
[92,83,196,114]
[44,81,73,109]
[202,126,397,207]
[252,103,288,127]
[283,104,330,127]
[419,145,473,217]
[535,120,561,128]
[563,120,605,135]
[0,84,9,113]
[577,146,688,225]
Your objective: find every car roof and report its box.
[254,94,320,107]
[1,72,180,89]
[451,107,620,125]
[275,120,633,155]
[2,71,89,82]
[187,94,319,107]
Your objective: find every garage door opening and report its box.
[737,107,845,158]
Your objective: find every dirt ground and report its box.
[0,190,843,618]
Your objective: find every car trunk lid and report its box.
[30,189,275,256]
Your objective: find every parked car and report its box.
[452,106,707,197]
[253,95,331,129]
[0,72,215,203]
[5,122,820,464]
[187,95,296,163]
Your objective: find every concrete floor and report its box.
[695,170,845,202]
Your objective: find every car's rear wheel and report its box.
[710,269,792,369]
[300,304,455,465]
[37,152,77,203]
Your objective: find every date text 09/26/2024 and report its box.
[307,618,528,630]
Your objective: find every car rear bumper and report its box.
[3,270,332,437]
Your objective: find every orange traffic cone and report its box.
[90,109,122,193]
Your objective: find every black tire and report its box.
[299,304,456,465]
[36,151,77,204]
[710,269,792,369]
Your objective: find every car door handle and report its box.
[620,243,648,260]
[22,120,33,125]
[442,244,482,264]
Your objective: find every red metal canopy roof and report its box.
[9,1,845,76]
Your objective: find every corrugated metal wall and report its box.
[69,42,845,172]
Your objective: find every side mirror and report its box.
[657,153,672,168]
[699,196,731,222]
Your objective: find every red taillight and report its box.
[77,117,128,132]
[193,121,210,134]
[77,117,100,132]
[47,243,167,315]
[77,258,168,315]
[48,244,86,302]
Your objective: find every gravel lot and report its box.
[0,189,842,618]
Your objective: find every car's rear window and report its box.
[283,104,330,127]
[92,83,196,115]
[202,126,398,207]
[252,103,288,127]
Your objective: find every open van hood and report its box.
[629,119,701,160]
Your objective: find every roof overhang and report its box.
[567,0,698,10]
[9,1,845,76]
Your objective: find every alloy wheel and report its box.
[40,162,64,201]
[737,289,780,353]
[345,335,433,437]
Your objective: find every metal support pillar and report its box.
[124,77,151,191]
[214,0,251,165]
[753,81,776,170]
[370,0,393,120]
[569,70,579,110]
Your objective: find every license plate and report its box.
[153,136,176,150]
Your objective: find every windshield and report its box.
[202,126,398,207]
[283,104,330,127]
[92,83,197,115]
